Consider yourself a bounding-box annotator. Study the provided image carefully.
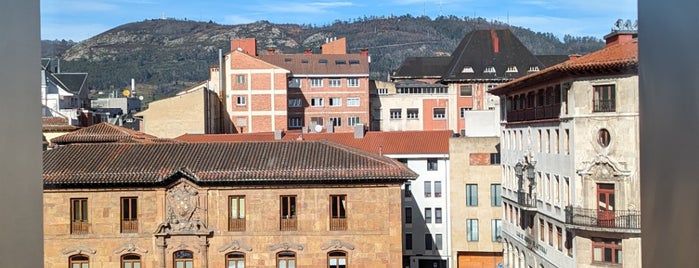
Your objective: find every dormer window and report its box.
[484,66,496,73]
[462,66,474,73]
[528,66,540,72]
[506,66,518,73]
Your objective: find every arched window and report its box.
[328,251,347,268]
[69,254,89,268]
[174,250,193,268]
[276,251,296,268]
[226,252,245,268]
[121,254,141,268]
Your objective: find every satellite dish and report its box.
[138,96,144,101]
[314,124,323,133]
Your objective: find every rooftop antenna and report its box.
[439,0,443,17]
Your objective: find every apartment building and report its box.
[175,129,454,268]
[43,140,417,268]
[489,30,640,268]
[387,29,568,134]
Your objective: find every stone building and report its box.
[489,30,640,268]
[43,140,417,268]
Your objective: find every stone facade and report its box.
[44,179,405,267]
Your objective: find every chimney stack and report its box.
[274,129,283,140]
[604,31,637,47]
[490,29,500,53]
[360,48,369,57]
[304,48,312,55]
[354,124,366,139]
[267,47,275,55]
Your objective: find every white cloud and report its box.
[223,15,257,25]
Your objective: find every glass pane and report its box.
[228,261,235,268]
[240,198,245,218]
[238,261,245,268]
[617,249,623,264]
[604,248,612,262]
[124,263,132,268]
[82,200,88,220]
[82,264,88,268]
[186,261,193,268]
[330,259,337,265]
[133,263,140,268]
[131,199,137,219]
[593,247,602,261]
[72,264,80,268]
[609,193,615,210]
[176,262,184,268]
[339,259,346,265]
[232,199,238,219]
[279,260,287,268]
[288,260,295,268]
[598,194,606,210]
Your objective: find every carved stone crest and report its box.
[113,242,149,254]
[61,246,96,255]
[155,183,209,234]
[577,154,632,181]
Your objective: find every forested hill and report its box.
[42,15,604,102]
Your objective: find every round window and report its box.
[598,129,611,147]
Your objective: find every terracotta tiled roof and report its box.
[50,122,168,145]
[258,54,369,76]
[175,130,452,155]
[43,140,418,186]
[490,39,638,95]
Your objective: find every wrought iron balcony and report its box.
[565,206,641,232]
[506,104,561,122]
[517,191,537,210]
[593,99,616,112]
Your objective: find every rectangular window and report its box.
[328,78,341,87]
[236,96,246,106]
[593,84,616,112]
[557,227,563,251]
[288,117,302,128]
[434,181,442,197]
[491,184,502,206]
[548,222,554,246]
[435,208,442,224]
[229,196,246,231]
[565,129,570,155]
[288,78,301,88]
[407,108,419,119]
[424,181,432,197]
[467,219,479,241]
[404,182,412,198]
[288,98,302,107]
[280,195,297,231]
[435,234,443,250]
[236,75,245,84]
[555,129,560,154]
[490,153,501,165]
[329,117,342,127]
[71,198,88,234]
[311,78,323,87]
[433,108,446,119]
[325,97,340,107]
[311,97,324,107]
[566,230,574,256]
[389,109,402,119]
[404,207,412,224]
[460,107,472,118]
[492,219,502,242]
[330,195,347,231]
[540,219,545,241]
[405,233,413,250]
[121,197,138,233]
[592,238,622,264]
[347,116,360,126]
[378,88,389,95]
[425,208,432,223]
[427,158,438,171]
[347,78,359,87]
[555,176,560,204]
[346,97,360,107]
[466,184,478,206]
[310,117,324,127]
[460,85,473,96]
[425,234,433,250]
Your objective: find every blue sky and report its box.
[41,0,637,42]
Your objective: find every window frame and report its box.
[236,96,246,106]
[121,254,141,268]
[280,195,297,231]
[310,78,323,88]
[347,116,360,126]
[226,252,245,268]
[593,84,616,112]
[427,158,438,171]
[276,251,297,268]
[491,184,502,206]
[460,85,473,97]
[406,108,419,119]
[120,197,138,233]
[466,184,478,206]
[404,207,412,224]
[173,250,193,268]
[405,233,413,250]
[425,234,433,250]
[592,238,622,264]
[389,109,402,119]
[433,108,446,119]
[329,97,342,107]
[311,97,324,107]
[329,195,347,231]
[492,219,502,242]
[328,78,342,87]
[70,254,89,268]
[328,251,348,268]
[435,208,442,224]
[424,181,432,197]
[467,219,479,241]
[425,208,432,224]
[346,97,360,107]
[229,195,246,232]
[236,74,245,84]
[347,78,360,87]
[434,181,442,198]
[288,98,302,108]
[71,198,89,234]
[288,117,302,128]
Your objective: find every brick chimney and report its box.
[230,38,257,56]
[603,31,637,47]
[267,47,275,55]
[490,29,500,53]
[304,48,312,55]
[360,48,369,57]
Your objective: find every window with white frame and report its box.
[311,78,323,88]
[434,181,442,197]
[329,97,341,107]
[311,97,324,107]
[466,184,478,206]
[506,66,518,73]
[347,116,360,126]
[346,97,360,107]
[427,158,438,171]
[424,181,431,197]
[390,109,402,119]
[433,108,446,119]
[435,208,442,224]
[484,66,496,73]
[329,117,342,127]
[236,96,246,106]
[435,234,443,250]
[236,75,245,84]
[460,107,472,118]
[288,98,302,107]
[329,78,341,87]
[407,108,419,119]
[288,117,302,128]
[378,88,389,95]
[347,78,359,87]
[492,219,502,241]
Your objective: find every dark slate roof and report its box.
[395,80,448,89]
[48,73,88,95]
[441,29,548,82]
[50,122,165,145]
[490,39,638,95]
[258,54,369,76]
[41,58,51,70]
[392,57,451,79]
[536,55,570,68]
[43,141,418,186]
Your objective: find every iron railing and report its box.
[71,221,89,234]
[517,191,537,208]
[507,104,562,122]
[330,217,347,231]
[229,218,246,232]
[565,206,640,230]
[593,99,616,112]
[280,217,297,231]
[121,219,138,233]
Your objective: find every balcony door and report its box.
[597,183,615,227]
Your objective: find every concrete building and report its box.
[41,58,91,126]
[43,139,417,268]
[387,29,568,134]
[175,129,454,268]
[489,30,640,268]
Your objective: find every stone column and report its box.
[200,236,209,268]
[156,236,167,268]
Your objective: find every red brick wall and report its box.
[469,153,491,166]
[423,98,449,130]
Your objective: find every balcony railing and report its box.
[330,217,347,231]
[280,217,297,231]
[71,221,89,234]
[565,206,641,230]
[229,218,246,232]
[121,219,138,233]
[506,104,561,122]
[517,191,537,209]
[593,99,616,112]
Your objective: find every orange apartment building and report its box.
[211,37,371,133]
